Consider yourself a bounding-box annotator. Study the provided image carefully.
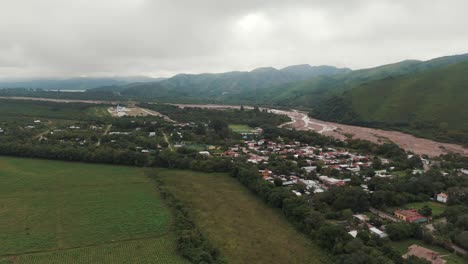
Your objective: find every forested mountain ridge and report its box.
[313,59,468,145]
[90,64,351,102]
[253,53,468,108]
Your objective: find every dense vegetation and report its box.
[148,171,225,264]
[313,60,468,145]
[91,65,350,102]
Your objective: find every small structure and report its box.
[353,214,369,222]
[369,227,388,238]
[198,151,210,156]
[395,209,427,224]
[402,244,446,264]
[436,193,448,203]
[348,230,358,238]
[148,132,156,137]
[319,176,345,186]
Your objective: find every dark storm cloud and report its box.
[0,0,467,78]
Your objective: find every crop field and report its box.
[158,169,331,264]
[0,156,187,263]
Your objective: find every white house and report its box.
[436,193,448,203]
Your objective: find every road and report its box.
[1,97,466,157]
[162,131,173,151]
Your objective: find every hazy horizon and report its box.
[1,0,468,79]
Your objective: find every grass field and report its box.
[0,99,108,122]
[391,239,466,264]
[158,169,331,264]
[0,156,187,263]
[228,124,254,133]
[404,201,447,217]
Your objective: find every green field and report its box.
[404,201,447,217]
[391,239,465,264]
[228,124,254,133]
[158,169,331,264]
[0,99,108,122]
[0,156,186,263]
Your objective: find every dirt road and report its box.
[1,97,466,157]
[173,104,468,157]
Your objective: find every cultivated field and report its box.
[158,169,331,264]
[0,157,187,264]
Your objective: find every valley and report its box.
[0,96,466,157]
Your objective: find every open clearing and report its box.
[158,169,331,264]
[391,239,465,264]
[228,124,254,133]
[0,156,186,264]
[403,201,447,217]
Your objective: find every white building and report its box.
[369,227,388,238]
[436,193,448,203]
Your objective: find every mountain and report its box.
[254,53,468,108]
[90,64,350,102]
[0,77,160,91]
[313,59,468,145]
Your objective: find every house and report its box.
[369,227,388,238]
[319,176,345,186]
[198,151,210,156]
[348,230,358,238]
[259,170,273,179]
[402,245,446,264]
[302,166,317,173]
[148,132,156,137]
[353,214,369,222]
[436,193,448,203]
[395,209,427,223]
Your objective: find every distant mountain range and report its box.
[1,53,467,145]
[0,76,162,91]
[90,64,351,102]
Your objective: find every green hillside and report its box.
[257,53,468,108]
[313,60,468,145]
[90,65,350,103]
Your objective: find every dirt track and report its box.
[173,104,468,157]
[1,97,466,157]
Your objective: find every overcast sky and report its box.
[1,0,467,79]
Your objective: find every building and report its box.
[319,176,345,187]
[436,193,448,203]
[403,245,446,264]
[369,227,388,238]
[395,209,427,223]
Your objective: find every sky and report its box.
[1,0,468,79]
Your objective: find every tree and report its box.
[273,177,283,187]
[418,205,432,217]
[317,224,352,252]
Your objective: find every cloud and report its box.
[0,0,467,78]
